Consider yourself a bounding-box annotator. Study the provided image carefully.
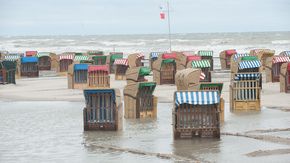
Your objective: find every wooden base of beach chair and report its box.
[73,83,88,89]
[115,74,126,80]
[220,98,225,122]
[174,128,220,139]
[58,72,68,76]
[232,101,260,111]
[139,96,158,118]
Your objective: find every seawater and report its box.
[0,101,290,162]
[0,31,290,56]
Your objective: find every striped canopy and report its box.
[114,58,128,66]
[150,52,162,59]
[4,55,20,61]
[187,55,201,62]
[74,55,89,61]
[88,65,109,72]
[175,91,220,107]
[284,51,290,56]
[191,60,211,68]
[198,50,213,56]
[234,73,261,81]
[59,55,74,60]
[37,52,50,58]
[233,53,250,62]
[136,53,145,59]
[200,72,206,80]
[273,56,290,64]
[238,60,261,69]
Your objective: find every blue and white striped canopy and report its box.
[234,73,261,81]
[175,91,220,107]
[239,60,261,69]
[150,52,162,59]
[284,51,290,56]
[233,53,249,62]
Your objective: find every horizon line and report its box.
[1,30,290,37]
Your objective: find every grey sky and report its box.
[0,0,289,35]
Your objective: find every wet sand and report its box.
[0,71,290,162]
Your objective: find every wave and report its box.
[101,41,146,46]
[271,40,290,45]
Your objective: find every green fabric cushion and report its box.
[162,59,175,64]
[138,82,156,90]
[110,55,123,62]
[241,56,258,61]
[139,67,151,76]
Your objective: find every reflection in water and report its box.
[0,101,290,162]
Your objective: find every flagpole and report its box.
[167,1,172,52]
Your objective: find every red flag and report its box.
[160,12,165,19]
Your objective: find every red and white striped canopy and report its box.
[59,55,74,60]
[88,65,109,72]
[136,53,145,59]
[114,59,128,66]
[200,72,206,80]
[273,56,290,64]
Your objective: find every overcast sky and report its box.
[0,0,289,36]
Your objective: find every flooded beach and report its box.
[1,99,290,162]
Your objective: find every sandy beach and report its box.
[1,70,290,162]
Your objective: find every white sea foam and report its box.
[271,40,290,45]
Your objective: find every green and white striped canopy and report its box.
[74,55,89,61]
[4,55,20,61]
[191,60,211,68]
[37,52,50,58]
[198,50,213,56]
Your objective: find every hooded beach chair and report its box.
[175,68,201,91]
[198,50,214,71]
[87,65,110,88]
[0,60,17,84]
[68,63,89,89]
[20,57,39,77]
[125,66,151,85]
[128,53,145,68]
[189,60,211,82]
[175,51,196,71]
[107,52,123,74]
[124,82,157,119]
[219,49,237,69]
[149,52,163,69]
[280,62,290,93]
[113,58,129,80]
[152,53,177,85]
[92,55,107,65]
[4,54,21,79]
[256,49,275,71]
[230,73,261,111]
[36,52,57,70]
[173,91,221,139]
[265,56,290,82]
[83,89,123,131]
[58,53,74,73]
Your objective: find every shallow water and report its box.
[0,101,290,162]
